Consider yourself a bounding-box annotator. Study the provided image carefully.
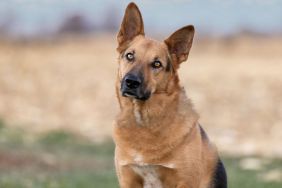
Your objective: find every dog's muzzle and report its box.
[121,74,150,101]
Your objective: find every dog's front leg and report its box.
[116,165,143,188]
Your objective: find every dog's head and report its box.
[117,3,194,101]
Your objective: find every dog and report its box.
[113,2,227,188]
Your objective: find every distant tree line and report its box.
[0,6,120,39]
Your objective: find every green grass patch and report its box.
[0,124,281,188]
[224,157,282,188]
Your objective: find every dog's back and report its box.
[213,159,227,188]
[199,126,227,188]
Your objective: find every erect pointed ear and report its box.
[164,25,195,65]
[117,2,144,51]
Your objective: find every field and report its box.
[0,35,281,187]
[0,122,282,188]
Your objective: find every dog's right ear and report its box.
[117,2,144,52]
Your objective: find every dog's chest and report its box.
[131,165,163,188]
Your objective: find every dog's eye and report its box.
[125,52,134,61]
[151,61,162,69]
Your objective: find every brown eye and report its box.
[151,61,162,69]
[125,52,134,61]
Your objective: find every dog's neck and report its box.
[116,79,198,128]
[114,76,199,159]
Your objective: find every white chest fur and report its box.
[131,165,163,188]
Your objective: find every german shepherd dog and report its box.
[113,2,227,188]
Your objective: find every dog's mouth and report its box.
[122,90,151,101]
[122,91,136,98]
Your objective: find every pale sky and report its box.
[0,0,281,36]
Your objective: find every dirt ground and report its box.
[0,35,281,157]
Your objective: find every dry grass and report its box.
[0,35,281,157]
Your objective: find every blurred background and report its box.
[0,0,281,187]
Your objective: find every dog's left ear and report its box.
[117,3,144,52]
[164,25,195,65]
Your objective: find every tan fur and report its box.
[113,3,221,188]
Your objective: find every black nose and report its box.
[124,74,141,89]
